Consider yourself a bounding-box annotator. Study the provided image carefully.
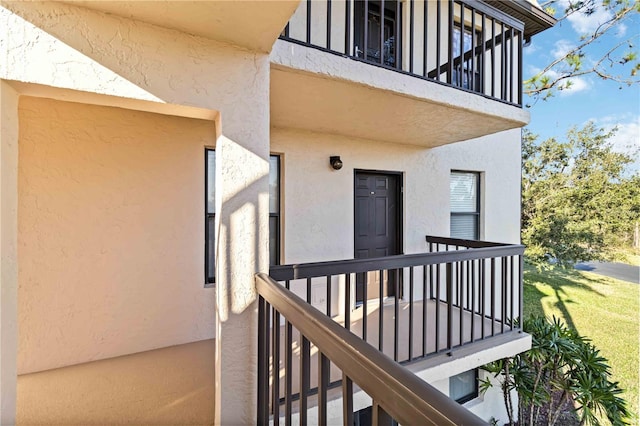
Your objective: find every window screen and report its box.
[450,171,480,240]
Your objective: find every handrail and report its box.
[425,235,515,248]
[270,238,524,281]
[256,272,488,425]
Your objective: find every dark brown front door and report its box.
[354,171,402,303]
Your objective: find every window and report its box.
[205,151,281,284]
[452,23,481,90]
[450,369,478,404]
[354,1,399,67]
[450,171,480,240]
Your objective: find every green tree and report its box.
[481,316,630,426]
[525,0,640,102]
[522,122,639,267]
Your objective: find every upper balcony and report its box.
[271,0,553,147]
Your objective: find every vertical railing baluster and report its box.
[422,264,428,356]
[273,308,281,425]
[409,266,414,360]
[345,273,351,330]
[363,272,368,341]
[459,261,464,346]
[327,0,332,50]
[435,0,441,81]
[501,256,506,334]
[446,262,453,350]
[470,8,476,91]
[471,258,476,342]
[306,0,312,44]
[510,255,515,330]
[480,12,485,94]
[481,260,486,340]
[394,0,401,70]
[345,0,351,56]
[519,255,524,329]
[379,269,384,352]
[300,278,312,424]
[491,17,496,98]
[327,275,332,317]
[518,29,523,105]
[459,4,465,87]
[373,401,394,425]
[510,26,515,103]
[501,22,506,101]
[257,296,269,426]
[447,0,454,84]
[381,0,385,66]
[409,0,414,74]
[364,0,369,60]
[435,263,441,352]
[490,257,496,336]
[318,352,329,426]
[284,281,292,426]
[394,268,400,361]
[423,0,428,77]
[342,376,354,426]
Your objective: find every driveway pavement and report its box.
[574,261,639,284]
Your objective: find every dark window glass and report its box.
[450,369,478,404]
[205,151,281,284]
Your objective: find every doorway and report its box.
[354,171,402,303]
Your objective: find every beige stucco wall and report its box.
[18,96,216,374]
[2,3,272,421]
[17,339,215,425]
[1,79,19,426]
[272,127,522,266]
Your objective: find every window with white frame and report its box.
[450,171,480,240]
[205,150,281,284]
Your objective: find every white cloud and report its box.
[606,119,640,156]
[552,39,576,60]
[559,0,614,35]
[590,115,640,171]
[543,69,592,95]
[616,23,628,38]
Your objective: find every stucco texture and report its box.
[18,96,216,374]
[17,339,215,425]
[271,127,522,266]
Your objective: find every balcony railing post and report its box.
[446,262,453,350]
[257,296,270,426]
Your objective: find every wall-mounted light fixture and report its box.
[330,156,343,170]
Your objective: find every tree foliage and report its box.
[525,0,640,102]
[481,316,630,426]
[521,122,639,267]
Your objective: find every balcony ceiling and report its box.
[270,41,529,148]
[61,0,300,52]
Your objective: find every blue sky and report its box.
[523,2,639,170]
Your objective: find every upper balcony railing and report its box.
[281,0,525,106]
[257,236,524,424]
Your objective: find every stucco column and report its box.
[214,57,271,425]
[0,81,19,425]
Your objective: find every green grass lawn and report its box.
[523,265,640,423]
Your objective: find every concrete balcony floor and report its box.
[17,339,215,425]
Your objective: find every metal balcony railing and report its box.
[256,272,488,425]
[257,236,524,424]
[281,0,525,106]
